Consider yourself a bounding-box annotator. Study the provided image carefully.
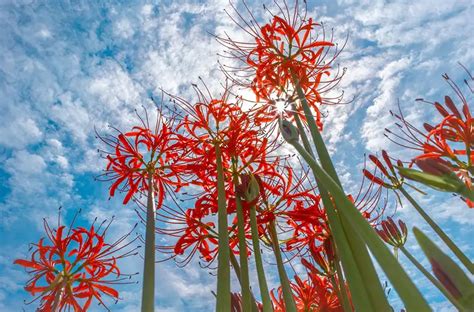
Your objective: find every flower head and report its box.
[376,217,408,248]
[217,1,345,129]
[271,259,342,311]
[97,109,187,205]
[14,212,138,311]
[386,69,474,207]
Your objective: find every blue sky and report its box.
[0,0,472,311]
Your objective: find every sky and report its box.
[0,0,473,311]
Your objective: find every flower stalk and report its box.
[141,172,156,312]
[234,193,252,311]
[287,137,431,311]
[399,186,473,273]
[291,76,391,311]
[399,246,462,309]
[249,204,272,312]
[269,220,297,312]
[215,145,231,311]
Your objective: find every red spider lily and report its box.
[271,263,342,312]
[97,109,187,205]
[155,83,280,262]
[155,202,240,265]
[363,150,405,190]
[252,166,321,241]
[386,71,474,207]
[230,292,263,312]
[14,214,138,311]
[285,167,389,260]
[376,217,408,248]
[173,84,278,187]
[217,1,345,129]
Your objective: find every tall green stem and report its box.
[400,187,473,274]
[141,173,155,312]
[292,114,354,311]
[215,145,231,311]
[268,221,297,312]
[288,139,430,311]
[229,251,260,312]
[333,251,353,312]
[291,84,389,311]
[399,246,462,310]
[249,205,273,312]
[234,194,252,311]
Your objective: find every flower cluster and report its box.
[97,111,187,206]
[15,216,138,311]
[271,260,343,311]
[217,1,345,129]
[386,73,473,207]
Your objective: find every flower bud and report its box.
[413,227,474,308]
[236,173,260,203]
[376,217,408,248]
[279,119,299,143]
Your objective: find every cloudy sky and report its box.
[0,0,472,311]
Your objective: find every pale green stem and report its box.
[318,186,373,311]
[235,195,252,311]
[333,251,353,312]
[229,251,260,312]
[400,246,462,310]
[289,139,431,311]
[292,92,387,310]
[141,173,155,312]
[268,221,297,312]
[51,281,65,311]
[292,113,355,312]
[400,187,473,274]
[215,145,231,312]
[249,205,273,312]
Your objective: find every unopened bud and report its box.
[413,227,474,308]
[236,173,260,203]
[415,158,453,176]
[279,119,299,143]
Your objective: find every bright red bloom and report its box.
[98,111,187,205]
[363,150,405,190]
[158,84,279,262]
[217,2,345,130]
[271,261,342,312]
[14,217,137,311]
[386,71,474,207]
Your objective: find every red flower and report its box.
[386,70,474,207]
[14,216,138,311]
[271,260,342,312]
[363,150,405,190]
[156,203,240,265]
[217,2,345,129]
[97,110,187,205]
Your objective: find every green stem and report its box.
[291,109,314,158]
[318,188,373,311]
[141,173,155,312]
[235,195,252,311]
[292,96,387,311]
[229,251,261,312]
[268,221,297,312]
[289,139,431,311]
[333,252,353,312]
[400,187,473,274]
[249,205,273,312]
[215,145,231,312]
[400,246,462,310]
[293,114,356,312]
